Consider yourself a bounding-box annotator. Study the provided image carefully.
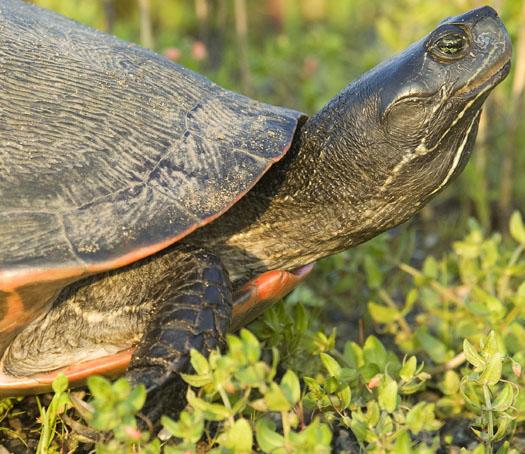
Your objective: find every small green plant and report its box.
[303,337,440,453]
[364,213,525,452]
[78,376,160,453]
[461,331,520,451]
[36,374,70,454]
[167,329,333,453]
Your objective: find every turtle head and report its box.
[367,6,511,202]
[302,6,511,238]
[244,7,511,268]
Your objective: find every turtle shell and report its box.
[0,0,303,353]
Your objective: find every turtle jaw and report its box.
[457,59,511,99]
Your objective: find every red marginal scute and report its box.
[230,263,315,331]
[0,264,314,395]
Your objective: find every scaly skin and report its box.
[126,247,232,421]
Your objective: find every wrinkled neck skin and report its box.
[190,87,444,281]
[184,8,513,280]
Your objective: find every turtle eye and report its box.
[427,25,470,61]
[436,34,467,54]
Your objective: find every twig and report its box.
[234,0,252,94]
[498,0,525,225]
[430,352,466,374]
[137,0,154,49]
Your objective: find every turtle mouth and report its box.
[458,59,511,98]
[477,60,511,91]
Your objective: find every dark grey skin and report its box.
[1,6,511,420]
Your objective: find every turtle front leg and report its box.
[126,246,232,422]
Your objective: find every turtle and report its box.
[0,0,511,420]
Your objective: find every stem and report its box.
[137,0,154,49]
[498,244,524,301]
[500,306,521,332]
[430,352,466,374]
[297,400,306,430]
[234,0,252,94]
[217,385,235,426]
[483,384,494,453]
[101,0,115,33]
[281,410,291,452]
[472,104,490,230]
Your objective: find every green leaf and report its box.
[491,383,515,412]
[349,417,368,443]
[312,330,336,353]
[161,412,204,444]
[112,378,131,400]
[399,356,417,381]
[364,255,383,288]
[479,353,503,386]
[235,363,267,388]
[218,418,253,453]
[127,384,146,412]
[365,400,380,426]
[368,302,399,324]
[416,329,449,364]
[496,441,511,454]
[280,370,300,406]
[378,374,398,413]
[336,386,351,411]
[51,374,69,395]
[87,375,114,402]
[304,376,322,393]
[363,336,387,369]
[403,289,418,315]
[481,331,501,358]
[470,444,486,454]
[463,339,485,371]
[255,418,285,453]
[422,256,439,279]
[492,414,513,442]
[240,329,261,363]
[180,372,214,387]
[186,389,231,421]
[226,334,246,363]
[509,211,525,244]
[343,341,363,369]
[394,431,412,454]
[290,417,332,451]
[264,383,291,412]
[468,287,505,321]
[189,349,210,375]
[320,353,342,378]
[406,402,440,434]
[460,380,483,410]
[441,370,460,395]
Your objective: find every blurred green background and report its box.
[31,0,525,237]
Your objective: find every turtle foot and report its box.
[125,246,232,425]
